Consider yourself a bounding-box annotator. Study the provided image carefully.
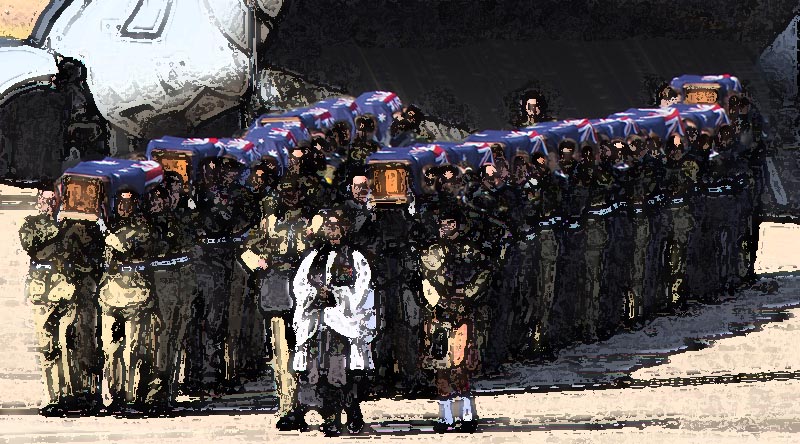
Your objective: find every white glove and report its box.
[187,199,196,210]
[96,218,107,233]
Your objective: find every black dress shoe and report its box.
[39,403,66,417]
[432,419,452,433]
[346,406,365,434]
[320,419,342,437]
[460,419,478,433]
[276,409,308,432]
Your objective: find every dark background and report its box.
[264,0,798,130]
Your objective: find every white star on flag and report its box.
[378,113,386,122]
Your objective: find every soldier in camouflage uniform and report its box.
[144,175,199,410]
[663,134,698,308]
[60,202,105,414]
[576,144,613,343]
[550,140,584,349]
[600,140,635,340]
[98,189,161,413]
[624,136,649,326]
[21,186,85,415]
[242,177,313,416]
[420,205,491,433]
[530,152,565,360]
[641,136,669,318]
[185,158,253,394]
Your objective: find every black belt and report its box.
[116,262,148,273]
[30,261,55,270]
[646,194,666,206]
[587,204,614,218]
[150,255,191,268]
[538,216,562,228]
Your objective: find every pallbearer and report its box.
[144,174,199,410]
[21,183,81,415]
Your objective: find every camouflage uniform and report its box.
[146,205,199,406]
[663,153,698,306]
[533,171,565,357]
[420,231,491,430]
[61,219,105,410]
[628,158,649,325]
[641,153,669,318]
[186,182,252,391]
[224,186,261,389]
[99,214,161,408]
[578,162,613,342]
[20,214,77,409]
[243,206,311,415]
[600,162,634,339]
[369,206,427,395]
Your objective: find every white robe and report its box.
[292,248,375,372]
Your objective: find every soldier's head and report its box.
[558,139,578,173]
[277,179,302,208]
[436,165,462,196]
[331,121,352,147]
[355,114,377,139]
[288,141,311,174]
[599,140,614,164]
[163,172,185,210]
[716,124,735,151]
[521,90,547,122]
[115,189,140,219]
[36,182,58,216]
[351,175,370,204]
[531,152,549,176]
[625,135,645,160]
[682,118,700,144]
[580,144,595,164]
[728,95,741,117]
[658,85,680,108]
[666,134,684,161]
[319,209,348,246]
[480,163,503,189]
[219,158,242,186]
[437,206,463,240]
[696,133,713,152]
[403,105,424,130]
[200,159,218,189]
[147,184,170,215]
[739,96,751,116]
[611,140,627,163]
[312,135,333,156]
[512,156,530,185]
[251,159,278,193]
[390,117,413,137]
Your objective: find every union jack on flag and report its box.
[306,108,336,129]
[639,108,685,136]
[560,119,599,144]
[462,142,495,165]
[183,138,219,145]
[409,144,449,165]
[268,127,297,146]
[365,91,403,113]
[130,161,164,186]
[684,104,730,127]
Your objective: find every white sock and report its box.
[462,397,473,422]
[438,399,454,424]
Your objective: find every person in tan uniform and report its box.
[240,178,315,416]
[20,185,83,416]
[98,189,161,414]
[144,175,199,411]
